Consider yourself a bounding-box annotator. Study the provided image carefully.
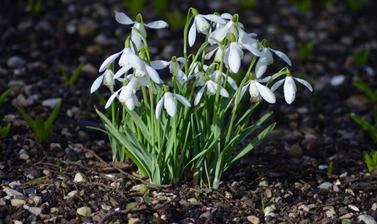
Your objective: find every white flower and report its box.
[255,47,292,78]
[194,77,230,106]
[90,69,115,93]
[115,48,163,84]
[188,13,226,47]
[271,76,313,104]
[115,12,168,50]
[155,92,191,118]
[240,77,276,104]
[105,78,140,110]
[150,57,187,84]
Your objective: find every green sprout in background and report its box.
[350,79,377,141]
[237,0,255,9]
[59,63,84,86]
[0,88,12,107]
[17,104,61,142]
[0,123,11,139]
[291,0,312,13]
[352,48,370,67]
[27,0,42,15]
[297,41,314,60]
[346,0,369,12]
[364,151,377,173]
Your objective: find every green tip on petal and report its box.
[136,13,143,23]
[232,14,239,23]
[191,8,199,16]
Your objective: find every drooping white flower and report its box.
[150,57,188,84]
[255,46,292,78]
[271,76,313,104]
[105,78,140,110]
[155,92,191,118]
[115,48,163,84]
[115,12,168,50]
[240,77,276,104]
[90,69,115,93]
[188,12,226,47]
[194,76,230,106]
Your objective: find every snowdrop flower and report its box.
[115,47,163,84]
[255,46,292,78]
[115,12,168,50]
[105,78,140,110]
[90,69,115,93]
[188,10,226,47]
[155,90,191,118]
[271,75,313,104]
[194,75,230,106]
[240,77,276,104]
[209,14,240,43]
[151,57,188,85]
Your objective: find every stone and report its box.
[77,20,98,38]
[247,215,260,224]
[7,56,26,68]
[371,203,377,211]
[318,182,332,191]
[348,204,359,212]
[128,217,140,224]
[11,199,26,207]
[19,152,30,161]
[82,64,97,76]
[330,75,345,86]
[3,187,23,197]
[23,205,42,216]
[77,206,92,217]
[74,172,86,183]
[358,215,377,224]
[42,98,61,108]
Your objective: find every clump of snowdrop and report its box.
[91,8,313,188]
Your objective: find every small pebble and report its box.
[73,172,86,183]
[77,206,92,217]
[318,182,332,191]
[7,56,26,68]
[42,98,61,108]
[358,215,377,224]
[247,215,260,224]
[11,199,26,207]
[348,204,359,212]
[330,75,345,86]
[23,205,42,216]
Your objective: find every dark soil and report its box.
[1,0,377,223]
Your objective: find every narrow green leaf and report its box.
[350,113,377,141]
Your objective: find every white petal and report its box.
[206,80,217,95]
[150,60,170,70]
[284,77,297,104]
[221,13,232,20]
[176,57,187,65]
[243,44,261,57]
[219,86,230,98]
[99,50,123,72]
[195,16,210,34]
[194,86,206,106]
[202,14,226,24]
[188,22,197,47]
[131,30,143,50]
[211,21,231,42]
[270,48,292,66]
[174,94,191,107]
[105,89,121,109]
[270,79,285,92]
[236,82,250,104]
[205,48,217,60]
[227,76,238,90]
[228,43,242,73]
[294,77,313,92]
[114,65,131,79]
[177,70,188,85]
[255,57,269,78]
[255,82,276,104]
[155,97,164,118]
[118,86,131,104]
[145,65,163,84]
[164,92,177,117]
[90,75,104,93]
[145,20,168,29]
[115,12,134,25]
[125,97,136,110]
[257,76,271,83]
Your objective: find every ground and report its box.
[0,0,377,223]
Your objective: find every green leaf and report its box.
[228,122,276,166]
[350,113,377,141]
[65,64,83,85]
[45,104,61,131]
[0,88,12,106]
[0,123,11,139]
[353,79,377,103]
